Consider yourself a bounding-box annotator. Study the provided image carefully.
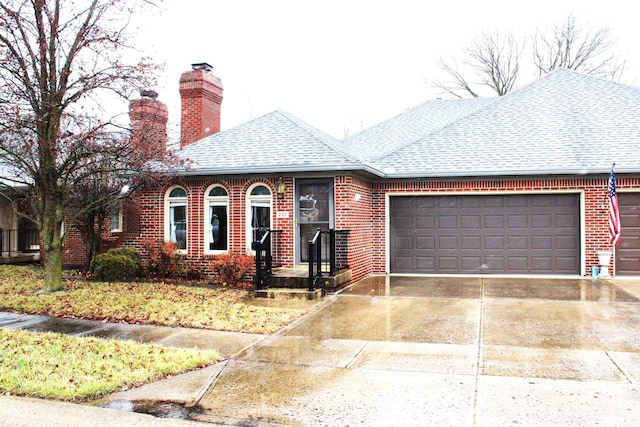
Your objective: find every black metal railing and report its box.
[0,228,40,257]
[308,228,350,291]
[252,229,282,290]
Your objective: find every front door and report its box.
[296,178,334,264]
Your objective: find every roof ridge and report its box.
[275,109,362,163]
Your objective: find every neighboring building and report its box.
[61,65,640,284]
[0,165,39,264]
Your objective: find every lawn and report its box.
[0,264,317,400]
[0,328,220,401]
[0,264,310,334]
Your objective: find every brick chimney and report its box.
[129,90,168,155]
[179,63,224,147]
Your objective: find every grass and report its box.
[0,264,318,401]
[0,328,220,401]
[0,264,310,334]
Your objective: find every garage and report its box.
[616,193,640,275]
[390,194,580,274]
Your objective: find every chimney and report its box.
[129,90,168,156]
[179,63,223,147]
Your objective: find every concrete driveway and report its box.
[192,276,640,426]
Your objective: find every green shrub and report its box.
[92,247,142,281]
[107,247,142,269]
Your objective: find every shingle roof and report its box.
[342,97,495,161]
[179,69,640,179]
[371,69,640,177]
[177,109,368,175]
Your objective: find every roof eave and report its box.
[178,163,386,177]
[381,167,632,179]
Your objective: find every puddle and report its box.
[101,399,200,420]
[345,276,640,302]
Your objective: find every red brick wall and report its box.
[334,176,373,282]
[63,174,640,279]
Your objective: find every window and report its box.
[166,186,188,251]
[111,204,122,232]
[246,184,272,250]
[205,185,228,252]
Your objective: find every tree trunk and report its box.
[39,191,65,292]
[42,234,63,292]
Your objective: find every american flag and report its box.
[608,167,621,246]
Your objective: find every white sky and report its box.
[134,0,640,139]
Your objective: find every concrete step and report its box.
[254,288,323,300]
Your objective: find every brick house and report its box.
[61,64,640,286]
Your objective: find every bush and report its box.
[93,247,142,281]
[210,251,254,286]
[142,239,185,279]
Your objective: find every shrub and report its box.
[92,247,142,281]
[142,239,185,279]
[210,251,254,286]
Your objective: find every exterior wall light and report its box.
[276,176,286,199]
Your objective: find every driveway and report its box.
[192,276,640,426]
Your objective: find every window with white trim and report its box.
[205,185,228,253]
[165,186,188,251]
[246,184,272,250]
[110,204,122,232]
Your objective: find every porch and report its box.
[252,228,352,299]
[0,228,40,264]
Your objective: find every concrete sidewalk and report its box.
[2,276,640,426]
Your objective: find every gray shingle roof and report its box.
[179,69,640,179]
[342,97,495,161]
[177,109,366,175]
[372,69,640,177]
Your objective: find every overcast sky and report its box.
[135,0,640,139]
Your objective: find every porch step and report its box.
[254,288,323,300]
[0,253,40,264]
[268,268,353,291]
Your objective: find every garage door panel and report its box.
[462,256,482,270]
[555,257,578,271]
[485,235,505,249]
[556,214,577,227]
[439,216,458,228]
[532,214,552,228]
[416,257,434,270]
[462,236,481,249]
[415,215,435,229]
[394,216,413,229]
[390,194,580,274]
[438,257,459,271]
[461,215,481,228]
[508,236,528,250]
[485,215,505,228]
[484,257,505,270]
[416,236,435,249]
[507,215,527,228]
[439,236,457,249]
[616,193,640,275]
[532,236,552,250]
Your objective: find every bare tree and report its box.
[533,13,625,80]
[428,30,523,98]
[0,0,162,291]
[428,14,625,97]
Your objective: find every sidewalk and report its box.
[2,276,640,425]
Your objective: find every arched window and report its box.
[246,184,272,250]
[165,186,188,252]
[205,185,228,253]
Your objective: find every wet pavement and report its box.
[2,276,640,426]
